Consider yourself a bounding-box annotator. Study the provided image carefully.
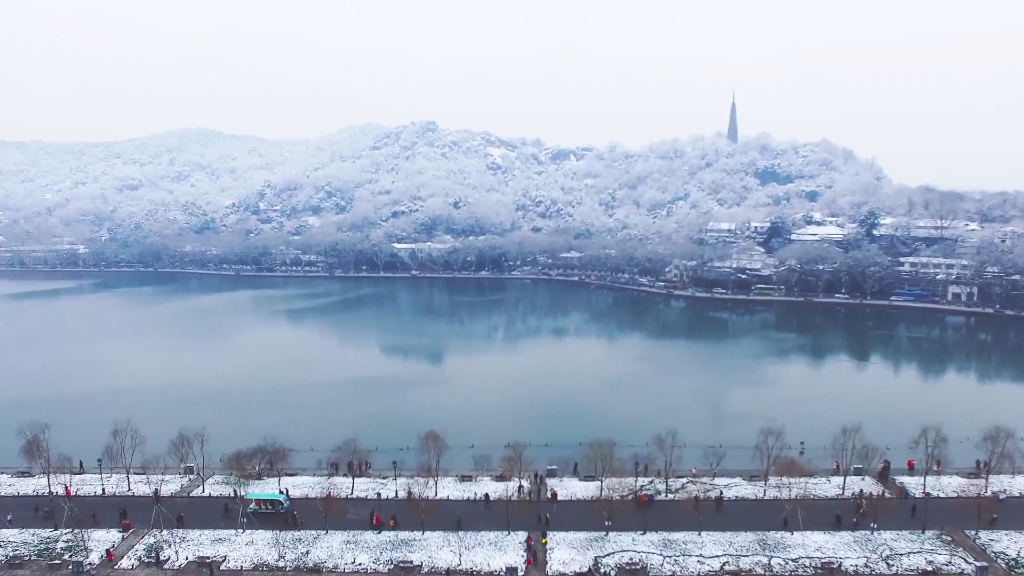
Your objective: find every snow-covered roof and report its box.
[898,257,972,266]
[791,225,846,241]
[391,242,453,250]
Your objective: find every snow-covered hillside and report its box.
[0,122,926,245]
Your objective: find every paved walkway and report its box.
[0,494,1020,533]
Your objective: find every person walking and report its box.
[6,512,12,527]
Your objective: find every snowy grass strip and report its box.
[971,531,1024,573]
[547,531,974,575]
[194,474,888,500]
[0,529,124,567]
[0,473,192,496]
[117,530,528,573]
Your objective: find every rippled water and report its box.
[0,271,1021,471]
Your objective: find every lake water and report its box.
[1,272,1022,473]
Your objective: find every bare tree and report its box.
[471,453,493,474]
[831,423,865,495]
[858,442,883,484]
[371,245,390,273]
[189,428,209,494]
[223,440,277,481]
[106,420,146,492]
[139,456,172,498]
[55,453,76,495]
[500,441,532,491]
[167,429,194,472]
[336,438,366,496]
[406,478,434,534]
[753,424,787,488]
[101,443,118,488]
[266,439,291,490]
[581,438,617,498]
[651,428,682,495]
[222,450,255,497]
[775,455,813,531]
[314,473,343,533]
[448,528,470,568]
[701,446,727,479]
[501,482,516,534]
[912,425,949,532]
[418,429,449,497]
[17,422,55,494]
[977,424,1019,493]
[921,190,962,238]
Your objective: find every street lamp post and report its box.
[97,458,104,495]
[634,461,639,498]
[392,461,399,499]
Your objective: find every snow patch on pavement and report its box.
[548,531,974,575]
[117,530,527,572]
[0,473,192,496]
[0,529,124,567]
[894,474,1024,498]
[194,474,888,500]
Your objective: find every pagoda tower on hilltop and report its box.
[727,92,738,144]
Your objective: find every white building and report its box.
[997,227,1021,246]
[748,222,771,235]
[947,284,978,302]
[897,257,973,275]
[702,222,743,242]
[712,245,777,274]
[391,242,454,252]
[790,225,846,242]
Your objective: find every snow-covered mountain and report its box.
[0,122,946,246]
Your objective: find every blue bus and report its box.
[891,289,932,302]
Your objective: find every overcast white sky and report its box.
[1,0,1022,190]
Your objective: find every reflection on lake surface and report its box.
[0,272,1021,469]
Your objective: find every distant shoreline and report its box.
[1,267,1019,320]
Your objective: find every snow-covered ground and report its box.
[0,529,124,567]
[548,531,974,576]
[194,474,887,500]
[893,474,1024,498]
[0,473,192,496]
[117,530,527,573]
[971,531,1024,573]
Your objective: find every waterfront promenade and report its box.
[0,493,1017,533]
[1,267,1019,320]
